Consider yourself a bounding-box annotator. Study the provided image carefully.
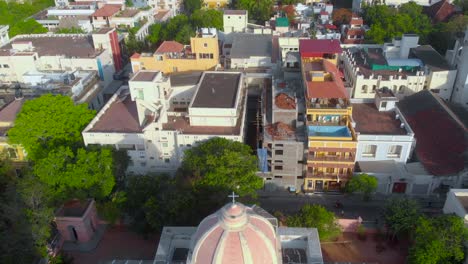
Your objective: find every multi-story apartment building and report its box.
[446,27,468,109]
[82,70,247,174]
[0,28,122,87]
[341,15,366,45]
[223,10,248,33]
[351,88,416,163]
[341,34,456,101]
[259,78,306,191]
[131,29,219,74]
[300,39,357,192]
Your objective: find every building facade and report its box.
[82,70,247,174]
[223,10,248,33]
[300,39,357,192]
[131,29,219,74]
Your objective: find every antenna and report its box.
[228,192,239,204]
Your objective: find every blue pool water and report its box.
[308,125,351,137]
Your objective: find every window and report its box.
[136,144,145,150]
[361,85,368,93]
[399,85,405,94]
[164,158,170,163]
[372,85,377,93]
[307,181,312,188]
[162,142,168,148]
[228,16,230,18]
[380,101,387,109]
[156,55,163,61]
[140,162,147,167]
[275,150,283,155]
[326,168,334,173]
[3,64,9,68]
[204,43,207,47]
[118,144,135,150]
[274,160,282,163]
[137,90,144,100]
[274,165,283,170]
[362,144,377,157]
[387,145,402,158]
[186,144,191,147]
[7,148,17,159]
[275,144,284,147]
[274,176,283,178]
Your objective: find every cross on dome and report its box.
[228,192,239,203]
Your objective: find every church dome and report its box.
[190,202,280,264]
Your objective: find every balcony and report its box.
[306,171,352,180]
[308,153,354,163]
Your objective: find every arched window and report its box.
[399,85,406,94]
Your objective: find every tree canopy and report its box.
[382,197,420,239]
[0,0,53,37]
[332,8,352,27]
[237,0,273,23]
[8,94,96,161]
[362,2,432,44]
[409,215,468,264]
[287,204,341,241]
[345,173,378,200]
[183,0,202,14]
[181,137,263,197]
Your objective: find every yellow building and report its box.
[0,98,27,166]
[203,0,230,8]
[300,40,357,192]
[131,29,219,74]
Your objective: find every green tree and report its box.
[33,147,115,201]
[125,31,145,55]
[181,137,263,197]
[55,27,85,34]
[183,0,202,14]
[0,0,54,37]
[454,0,468,15]
[147,23,163,46]
[191,9,223,30]
[382,197,420,239]
[287,204,341,241]
[238,0,273,23]
[8,94,96,160]
[409,215,468,264]
[345,173,378,201]
[9,19,48,37]
[125,174,195,234]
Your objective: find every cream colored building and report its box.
[341,35,456,101]
[82,70,247,174]
[0,31,119,88]
[223,10,248,33]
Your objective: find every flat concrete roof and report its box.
[191,72,241,108]
[131,71,158,82]
[169,71,202,87]
[1,35,101,58]
[230,34,272,59]
[352,103,407,135]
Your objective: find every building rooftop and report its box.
[397,90,467,176]
[303,60,348,99]
[115,9,139,17]
[155,41,184,54]
[224,10,247,15]
[275,93,296,109]
[299,39,342,57]
[352,103,407,135]
[265,122,296,140]
[191,72,241,108]
[424,0,456,23]
[0,98,24,125]
[56,199,92,217]
[154,10,170,21]
[455,195,468,212]
[162,115,242,135]
[131,71,158,82]
[88,92,142,133]
[169,71,202,87]
[410,45,453,71]
[0,35,100,58]
[92,4,121,17]
[230,34,272,59]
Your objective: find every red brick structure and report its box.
[55,199,99,243]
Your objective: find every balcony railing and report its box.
[306,171,353,179]
[308,154,355,162]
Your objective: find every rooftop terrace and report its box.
[352,103,407,135]
[191,72,241,108]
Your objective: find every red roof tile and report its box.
[92,4,121,17]
[130,53,141,59]
[89,95,142,133]
[320,11,329,15]
[304,60,348,99]
[424,0,456,23]
[155,41,184,54]
[299,39,342,57]
[0,98,24,124]
[350,17,363,25]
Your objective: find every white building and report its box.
[153,201,323,264]
[82,71,247,174]
[341,34,456,101]
[0,29,120,88]
[443,189,468,223]
[0,25,10,46]
[446,27,468,109]
[352,89,415,163]
[223,10,248,33]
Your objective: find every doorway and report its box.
[392,182,407,193]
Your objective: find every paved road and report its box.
[257,191,445,223]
